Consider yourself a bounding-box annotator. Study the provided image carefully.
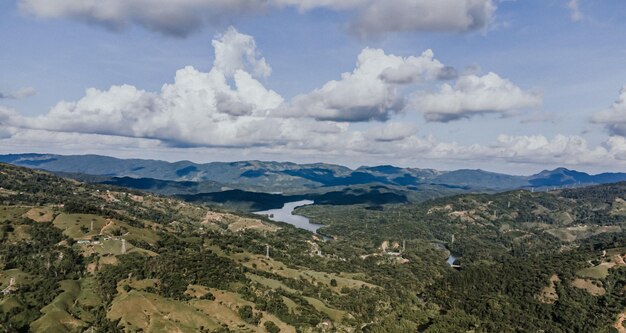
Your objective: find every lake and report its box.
[254,200,324,234]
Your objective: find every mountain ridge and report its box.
[2,153,626,193]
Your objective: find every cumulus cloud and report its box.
[212,27,271,78]
[5,28,302,147]
[591,87,626,136]
[18,0,497,37]
[283,48,451,122]
[3,28,360,150]
[411,72,542,122]
[0,87,36,99]
[4,27,616,171]
[23,65,292,147]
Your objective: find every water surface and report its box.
[446,255,458,266]
[255,200,323,233]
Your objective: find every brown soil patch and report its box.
[184,285,211,299]
[99,219,115,234]
[201,211,279,233]
[427,204,453,215]
[23,207,54,222]
[129,194,144,203]
[615,312,626,333]
[614,254,626,266]
[99,255,119,267]
[87,262,98,274]
[538,274,560,304]
[571,278,606,296]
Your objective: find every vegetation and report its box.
[0,163,625,332]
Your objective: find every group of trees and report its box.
[0,219,85,331]
[1,163,626,332]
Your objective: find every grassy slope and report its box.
[1,163,626,332]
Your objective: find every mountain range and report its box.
[2,153,626,193]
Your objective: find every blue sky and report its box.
[1,0,626,174]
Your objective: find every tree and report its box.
[264,321,281,333]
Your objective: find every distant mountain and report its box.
[2,154,626,195]
[430,169,529,190]
[528,167,626,187]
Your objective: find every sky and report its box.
[1,0,626,174]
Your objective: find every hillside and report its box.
[0,163,390,332]
[0,163,625,332]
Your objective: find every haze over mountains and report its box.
[3,154,626,196]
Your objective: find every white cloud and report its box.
[21,65,291,147]
[411,72,542,122]
[491,134,609,165]
[18,0,497,37]
[349,0,496,37]
[0,108,15,139]
[567,0,583,22]
[5,28,298,147]
[365,122,418,142]
[282,48,451,122]
[3,27,622,171]
[591,87,626,136]
[212,27,271,78]
[275,0,497,36]
[0,87,37,99]
[4,120,626,171]
[18,0,268,37]
[1,28,373,152]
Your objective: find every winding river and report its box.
[254,200,324,234]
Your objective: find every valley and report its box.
[5,2,626,331]
[0,161,624,332]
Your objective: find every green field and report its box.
[108,290,220,333]
[577,264,611,279]
[53,213,109,239]
[30,280,87,333]
[302,296,348,322]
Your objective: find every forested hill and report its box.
[4,153,626,194]
[0,163,625,332]
[295,183,626,332]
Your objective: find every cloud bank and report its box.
[18,0,497,37]
[3,26,618,171]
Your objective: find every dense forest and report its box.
[0,163,624,332]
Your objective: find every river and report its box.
[254,200,324,234]
[446,254,458,266]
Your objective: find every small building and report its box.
[2,278,16,295]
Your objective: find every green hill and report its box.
[0,163,624,332]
